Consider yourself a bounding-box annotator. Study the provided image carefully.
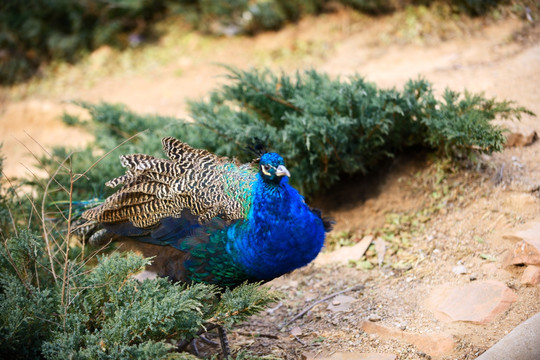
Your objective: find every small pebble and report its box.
[452,265,467,275]
[290,326,302,337]
[469,273,478,281]
[367,313,382,322]
[506,280,518,290]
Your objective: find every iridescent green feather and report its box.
[219,163,256,219]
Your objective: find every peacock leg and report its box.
[218,325,231,359]
[198,334,218,346]
[176,323,226,357]
[190,339,200,357]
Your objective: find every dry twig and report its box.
[280,284,364,329]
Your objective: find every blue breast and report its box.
[228,177,326,281]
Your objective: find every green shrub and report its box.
[448,0,504,16]
[55,67,532,199]
[0,229,58,359]
[0,150,280,359]
[186,67,531,194]
[0,0,172,84]
[340,0,397,14]
[2,0,517,83]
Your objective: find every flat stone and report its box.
[521,265,540,286]
[426,281,518,324]
[361,321,455,357]
[315,235,373,265]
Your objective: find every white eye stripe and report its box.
[261,164,272,175]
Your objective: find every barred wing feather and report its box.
[82,137,256,228]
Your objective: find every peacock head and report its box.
[259,152,291,184]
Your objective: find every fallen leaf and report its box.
[480,253,497,262]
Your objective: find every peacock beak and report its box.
[275,165,291,178]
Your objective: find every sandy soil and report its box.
[1,9,539,360]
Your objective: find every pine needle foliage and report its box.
[186,67,533,194]
[53,67,533,200]
[41,253,218,359]
[214,282,281,327]
[0,155,280,360]
[0,229,58,359]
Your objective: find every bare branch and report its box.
[280,284,364,329]
[73,131,146,183]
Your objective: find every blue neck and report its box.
[228,175,325,281]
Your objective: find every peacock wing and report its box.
[82,137,257,229]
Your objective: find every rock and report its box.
[315,235,373,265]
[521,265,540,286]
[452,265,468,275]
[367,313,382,322]
[361,321,455,357]
[290,326,303,337]
[504,239,540,266]
[395,321,408,330]
[503,222,540,266]
[469,273,478,281]
[476,312,540,360]
[504,130,538,147]
[327,295,355,313]
[426,281,518,324]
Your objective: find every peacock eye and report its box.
[261,164,271,174]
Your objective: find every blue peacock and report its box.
[80,136,334,288]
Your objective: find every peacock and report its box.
[77,136,333,356]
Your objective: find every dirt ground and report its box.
[1,9,539,360]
